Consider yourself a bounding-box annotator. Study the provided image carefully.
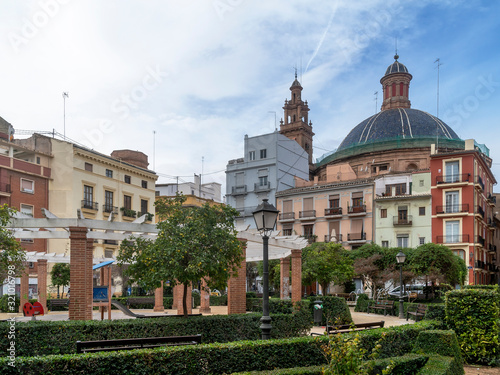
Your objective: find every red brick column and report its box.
[228,240,246,314]
[199,278,211,313]
[69,227,93,320]
[154,282,164,312]
[291,249,302,303]
[86,237,94,318]
[172,283,178,309]
[37,259,48,313]
[174,283,192,315]
[19,263,30,314]
[280,256,290,300]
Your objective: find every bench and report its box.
[76,334,202,353]
[406,303,427,322]
[48,299,70,310]
[126,297,155,308]
[310,321,385,336]
[367,300,395,316]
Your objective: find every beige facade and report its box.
[276,179,374,250]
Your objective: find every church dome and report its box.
[337,108,460,152]
[384,54,409,76]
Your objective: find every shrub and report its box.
[232,366,323,375]
[418,354,463,375]
[354,293,369,312]
[370,354,428,375]
[412,330,463,368]
[0,295,19,313]
[308,296,352,325]
[0,312,312,357]
[424,304,445,322]
[445,288,500,364]
[209,295,227,306]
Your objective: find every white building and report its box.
[156,174,221,202]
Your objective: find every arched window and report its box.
[407,163,418,171]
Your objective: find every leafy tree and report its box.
[0,205,26,283]
[409,243,467,294]
[302,242,354,295]
[118,194,244,317]
[256,259,281,293]
[50,263,70,298]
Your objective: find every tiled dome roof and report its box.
[337,108,460,152]
[384,54,409,76]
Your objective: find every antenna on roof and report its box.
[395,36,398,56]
[62,92,69,140]
[434,58,443,151]
[374,91,378,114]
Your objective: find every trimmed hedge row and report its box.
[0,312,312,357]
[412,330,463,374]
[307,296,352,325]
[0,323,457,375]
[445,288,500,364]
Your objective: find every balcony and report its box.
[102,205,118,215]
[435,234,469,244]
[436,173,470,186]
[393,215,413,226]
[488,218,496,229]
[81,200,98,211]
[0,183,11,194]
[435,204,469,215]
[254,182,271,192]
[475,235,485,247]
[325,207,342,217]
[488,244,497,254]
[231,185,247,195]
[347,232,366,242]
[324,234,343,243]
[347,205,366,215]
[475,176,485,191]
[487,194,497,204]
[302,235,317,244]
[121,208,136,218]
[278,212,295,221]
[299,210,316,220]
[138,212,154,221]
[103,239,119,246]
[474,260,486,271]
[476,205,485,219]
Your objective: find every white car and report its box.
[388,284,425,298]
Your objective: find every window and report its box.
[20,179,34,193]
[83,185,94,208]
[84,162,93,172]
[379,165,388,171]
[249,151,255,161]
[36,157,40,164]
[141,180,148,189]
[352,196,363,207]
[260,149,267,159]
[445,161,459,183]
[124,175,131,184]
[419,207,425,216]
[398,206,408,222]
[445,191,459,213]
[283,228,292,236]
[380,209,387,218]
[397,235,409,248]
[446,220,460,243]
[20,204,33,217]
[123,195,132,210]
[419,237,425,245]
[258,176,268,187]
[140,199,148,215]
[303,225,314,241]
[386,183,406,196]
[104,249,114,258]
[104,191,114,212]
[382,241,389,248]
[106,169,113,178]
[419,180,424,187]
[329,195,340,208]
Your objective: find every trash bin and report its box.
[313,300,323,326]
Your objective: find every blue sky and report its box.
[0,1,499,193]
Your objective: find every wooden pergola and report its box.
[8,211,307,319]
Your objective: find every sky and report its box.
[0,0,499,195]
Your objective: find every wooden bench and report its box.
[367,300,395,316]
[406,303,427,322]
[126,297,155,308]
[310,321,385,336]
[48,299,69,310]
[76,334,202,354]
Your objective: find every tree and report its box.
[0,205,26,284]
[302,242,354,295]
[409,243,467,293]
[50,263,70,298]
[118,194,244,317]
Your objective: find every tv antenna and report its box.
[374,91,378,113]
[62,92,69,140]
[434,58,443,118]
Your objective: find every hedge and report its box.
[232,365,323,375]
[0,323,448,375]
[0,311,312,357]
[445,288,500,364]
[247,299,310,314]
[307,296,352,325]
[412,330,463,373]
[354,293,369,312]
[417,355,463,375]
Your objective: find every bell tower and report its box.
[279,72,315,166]
[380,54,412,111]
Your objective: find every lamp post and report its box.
[396,251,406,319]
[252,199,279,340]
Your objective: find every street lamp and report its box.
[252,199,279,340]
[396,251,406,319]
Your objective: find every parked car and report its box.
[388,284,425,298]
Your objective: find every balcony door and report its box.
[445,161,459,183]
[445,191,459,213]
[446,220,460,243]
